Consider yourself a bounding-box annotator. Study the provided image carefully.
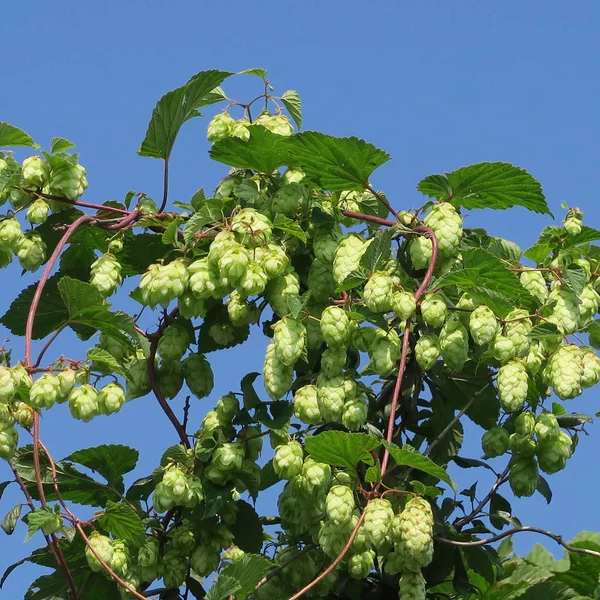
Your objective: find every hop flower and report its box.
[293,385,322,425]
[348,550,375,579]
[156,360,184,399]
[325,485,355,525]
[207,112,235,142]
[26,199,50,224]
[548,288,580,334]
[420,293,447,327]
[0,218,22,250]
[302,458,331,495]
[392,291,417,320]
[218,243,250,286]
[265,268,300,316]
[497,360,528,412]
[362,498,394,549]
[548,345,583,399]
[22,155,50,187]
[308,259,336,302]
[263,342,293,400]
[509,456,539,497]
[520,270,548,304]
[69,384,100,422]
[318,518,356,558]
[138,539,159,567]
[110,540,129,576]
[125,356,152,400]
[16,233,46,272]
[469,305,499,346]
[579,284,600,324]
[271,183,308,217]
[188,257,223,299]
[409,235,433,270]
[211,442,245,473]
[163,552,187,588]
[320,346,346,377]
[581,347,600,388]
[0,423,18,460]
[255,243,290,279]
[481,427,510,458]
[534,412,560,442]
[158,323,192,361]
[423,202,463,258]
[232,208,272,247]
[564,215,582,236]
[317,374,346,422]
[369,335,400,376]
[342,396,368,431]
[313,228,342,263]
[139,259,189,308]
[216,394,239,422]
[509,433,537,457]
[14,402,34,428]
[226,291,257,326]
[98,383,126,415]
[399,570,427,600]
[504,310,532,358]
[89,253,122,297]
[440,320,469,372]
[0,367,15,403]
[363,271,394,313]
[515,411,536,436]
[525,341,545,374]
[333,233,371,284]
[273,317,306,367]
[320,306,352,347]
[209,323,236,346]
[415,334,441,371]
[537,432,572,474]
[178,291,206,320]
[182,353,214,399]
[49,162,88,199]
[273,441,303,479]
[392,496,434,570]
[85,533,114,572]
[30,374,61,409]
[255,112,294,136]
[491,335,516,363]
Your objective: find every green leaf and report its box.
[1,504,22,535]
[417,162,551,215]
[25,507,59,542]
[566,264,588,296]
[239,68,268,78]
[139,69,232,159]
[489,493,512,529]
[527,322,560,339]
[120,233,168,276]
[0,122,37,148]
[305,431,381,469]
[161,216,183,246]
[210,126,288,173]
[281,90,302,129]
[282,132,390,192]
[383,442,454,488]
[50,137,76,152]
[536,476,552,504]
[229,501,263,554]
[555,413,593,428]
[125,475,156,502]
[0,481,11,502]
[96,501,146,544]
[361,228,394,273]
[58,276,104,315]
[1,555,32,588]
[86,347,130,379]
[272,213,307,243]
[241,372,261,410]
[554,541,600,596]
[60,226,111,274]
[65,444,139,493]
[586,320,600,349]
[462,546,496,585]
[219,554,274,599]
[205,575,241,600]
[254,402,294,430]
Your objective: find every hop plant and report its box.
[342,395,368,431]
[302,458,332,495]
[211,442,245,473]
[255,243,289,279]
[138,539,159,567]
[409,235,433,270]
[392,496,434,570]
[362,498,394,549]
[318,518,355,558]
[139,259,189,308]
[534,412,560,442]
[293,384,322,425]
[157,360,184,399]
[265,268,300,316]
[85,532,114,573]
[469,305,499,346]
[581,347,600,388]
[0,423,18,460]
[415,334,441,370]
[423,202,463,258]
[110,540,129,576]
[182,353,214,399]
[482,427,510,458]
[440,319,469,371]
[14,402,34,428]
[226,290,258,326]
[26,199,50,224]
[232,208,272,247]
[348,550,375,579]
[321,345,347,377]
[399,570,427,600]
[563,208,583,235]
[22,155,50,187]
[333,233,371,284]
[497,360,528,412]
[158,323,191,361]
[273,441,303,479]
[520,270,549,304]
[0,367,15,402]
[255,112,294,135]
[98,383,126,415]
[579,284,600,324]
[163,552,187,588]
[491,334,516,363]
[320,305,352,347]
[90,253,122,297]
[207,112,235,142]
[509,456,539,497]
[216,394,240,422]
[548,345,583,399]
[420,293,447,327]
[369,335,400,376]
[308,259,336,302]
[49,162,88,199]
[0,218,22,250]
[363,271,394,313]
[30,373,61,410]
[263,342,293,400]
[273,317,306,366]
[548,288,580,334]
[16,233,47,272]
[515,411,536,436]
[504,310,532,358]
[69,384,100,422]
[325,485,355,526]
[392,290,417,320]
[537,432,572,474]
[317,373,346,422]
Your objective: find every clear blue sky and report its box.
[1,1,600,597]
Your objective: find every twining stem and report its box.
[23,189,133,216]
[252,544,316,595]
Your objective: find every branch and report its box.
[437,526,600,560]
[366,186,398,218]
[341,209,396,228]
[23,189,132,216]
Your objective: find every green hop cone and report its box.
[325,485,355,526]
[0,404,14,426]
[138,539,159,567]
[211,442,245,473]
[226,291,259,326]
[264,268,300,316]
[321,345,347,377]
[320,306,352,347]
[182,353,214,399]
[218,243,250,286]
[579,284,600,324]
[231,119,250,140]
[308,259,336,302]
[98,383,126,415]
[26,199,50,224]
[139,259,189,308]
[348,550,375,579]
[491,334,516,363]
[481,427,510,458]
[520,270,548,304]
[420,293,447,327]
[85,532,114,573]
[255,112,294,136]
[99,333,127,362]
[271,183,308,217]
[216,394,240,422]
[363,271,394,313]
[302,457,332,495]
[163,552,187,588]
[534,412,560,442]
[255,243,290,279]
[318,518,355,558]
[273,317,306,366]
[548,288,580,334]
[125,356,152,400]
[110,540,129,576]
[293,384,322,425]
[222,545,245,563]
[392,291,417,320]
[509,434,537,457]
[16,233,46,272]
[236,261,268,298]
[440,320,469,372]
[277,546,317,589]
[22,155,50,187]
[409,235,433,270]
[469,305,499,346]
[207,112,235,142]
[581,347,600,388]
[537,432,572,474]
[316,373,346,422]
[0,246,12,269]
[509,456,539,497]
[9,188,31,209]
[368,336,400,376]
[497,360,528,412]
[178,291,206,319]
[209,323,236,346]
[423,202,463,258]
[525,341,545,374]
[455,294,481,326]
[231,208,272,247]
[0,367,15,402]
[40,513,61,536]
[56,367,76,400]
[263,342,293,400]
[0,423,18,460]
[0,218,22,250]
[273,441,303,479]
[188,257,222,299]
[399,570,427,600]
[49,162,88,199]
[14,402,34,428]
[392,495,434,570]
[69,384,100,422]
[333,233,371,284]
[158,323,191,361]
[415,334,440,371]
[157,360,184,399]
[342,395,368,431]
[564,216,582,236]
[314,228,342,263]
[362,498,394,549]
[504,310,532,358]
[515,411,536,436]
[89,253,121,297]
[240,426,263,461]
[548,345,583,399]
[30,373,61,409]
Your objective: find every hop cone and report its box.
[342,396,368,431]
[211,442,244,473]
[420,293,447,327]
[265,268,300,317]
[227,291,258,326]
[98,383,126,415]
[392,496,434,570]
[481,427,510,458]
[549,288,580,334]
[314,228,342,263]
[302,457,332,495]
[564,216,582,235]
[548,345,583,399]
[308,259,336,302]
[85,533,114,572]
[273,317,306,366]
[163,552,187,588]
[415,334,441,371]
[399,570,426,600]
[579,284,600,324]
[469,305,499,346]
[22,155,49,187]
[515,411,536,436]
[273,441,303,479]
[409,236,433,270]
[491,334,516,363]
[26,199,49,224]
[157,360,184,399]
[325,485,355,525]
[139,259,189,308]
[317,373,346,422]
[520,270,548,304]
[509,434,537,457]
[537,432,572,474]
[440,320,469,372]
[363,271,394,313]
[362,498,394,549]
[30,374,61,409]
[318,518,355,558]
[0,218,22,250]
[207,112,235,142]
[158,323,191,361]
[90,253,122,297]
[14,402,34,428]
[534,412,560,442]
[188,257,223,299]
[423,202,463,258]
[263,342,293,400]
[581,347,600,388]
[348,550,375,579]
[183,353,214,399]
[293,384,322,425]
[320,306,352,347]
[16,233,46,272]
[392,291,417,320]
[271,183,308,217]
[218,243,250,285]
[0,423,18,460]
[497,360,528,412]
[333,233,371,284]
[49,162,88,199]
[0,367,15,402]
[69,384,100,422]
[369,336,400,376]
[504,310,532,358]
[509,456,539,497]
[231,208,272,247]
[216,394,240,422]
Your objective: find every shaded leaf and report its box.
[229,501,263,554]
[241,372,261,410]
[1,504,22,535]
[536,476,552,504]
[383,442,454,488]
[87,347,130,379]
[205,575,240,600]
[272,213,307,243]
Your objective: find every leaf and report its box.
[417,162,551,215]
[566,264,588,296]
[361,228,394,273]
[125,475,156,502]
[0,481,11,502]
[489,493,512,530]
[197,303,250,353]
[219,554,274,599]
[586,320,600,349]
[305,431,381,469]
[486,236,522,263]
[527,322,560,339]
[239,68,267,78]
[58,276,104,315]
[25,507,59,542]
[281,132,390,192]
[210,126,288,173]
[120,233,169,276]
[556,413,593,428]
[241,372,261,410]
[272,213,307,243]
[281,90,302,129]
[161,216,183,246]
[50,137,76,152]
[536,476,552,504]
[205,575,241,600]
[70,306,136,351]
[254,402,294,430]
[453,457,496,472]
[383,442,454,488]
[1,555,32,588]
[229,501,263,554]
[86,347,130,379]
[462,546,496,584]
[65,444,139,492]
[97,501,146,544]
[0,122,37,148]
[139,69,232,159]
[1,504,22,535]
[554,541,600,596]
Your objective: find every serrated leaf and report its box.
[161,216,183,245]
[160,444,193,468]
[139,69,232,159]
[453,457,496,472]
[281,132,390,192]
[241,372,261,410]
[210,126,288,174]
[462,545,496,585]
[50,137,76,152]
[219,554,274,599]
[272,213,307,243]
[58,276,104,315]
[239,68,267,78]
[205,575,241,600]
[254,402,294,430]
[305,431,381,469]
[229,501,263,554]
[361,228,394,273]
[383,442,454,488]
[125,475,156,502]
[96,501,145,544]
[586,320,600,349]
[86,347,130,379]
[554,541,600,596]
[25,507,59,542]
[258,460,279,491]
[527,322,560,339]
[120,233,168,276]
[1,504,22,535]
[1,554,32,588]
[281,90,302,129]
[0,122,37,148]
[566,264,588,296]
[66,444,139,492]
[486,236,522,263]
[417,162,551,215]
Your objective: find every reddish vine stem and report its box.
[23,189,133,216]
[341,209,396,227]
[366,186,398,219]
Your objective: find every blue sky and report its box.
[1,1,600,597]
